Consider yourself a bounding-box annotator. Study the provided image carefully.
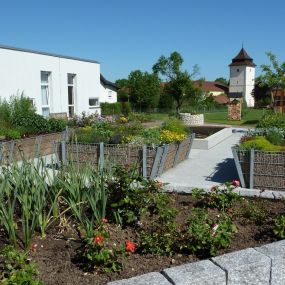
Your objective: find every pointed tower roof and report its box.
[229,48,256,67]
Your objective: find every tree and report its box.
[252,76,271,107]
[115,78,130,102]
[152,51,198,114]
[215,77,229,86]
[127,70,161,111]
[260,52,285,107]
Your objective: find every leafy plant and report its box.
[192,182,241,211]
[239,136,284,151]
[0,245,42,285]
[185,208,237,256]
[273,215,285,239]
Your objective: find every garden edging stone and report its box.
[162,259,226,285]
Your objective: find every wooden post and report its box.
[231,147,246,188]
[34,135,43,158]
[61,141,66,164]
[249,149,255,189]
[142,145,147,178]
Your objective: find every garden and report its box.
[1,159,285,285]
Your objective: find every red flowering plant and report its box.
[79,221,123,273]
[78,220,136,273]
[192,181,241,211]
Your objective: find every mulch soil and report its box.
[1,193,284,285]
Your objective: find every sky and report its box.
[1,0,285,82]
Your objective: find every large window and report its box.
[41,71,51,117]
[67,74,76,117]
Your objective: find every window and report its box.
[237,69,239,72]
[89,97,99,108]
[67,74,76,117]
[108,91,112,98]
[41,71,51,117]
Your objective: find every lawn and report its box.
[204,108,266,126]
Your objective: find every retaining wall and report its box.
[180,113,204,126]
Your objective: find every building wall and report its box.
[206,91,225,97]
[100,84,118,104]
[229,66,255,107]
[0,47,101,117]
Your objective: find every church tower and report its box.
[229,48,256,107]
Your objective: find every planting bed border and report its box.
[107,184,285,285]
[0,131,68,164]
[56,134,195,178]
[232,147,285,191]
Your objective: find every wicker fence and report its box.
[0,131,68,164]
[232,147,285,191]
[57,134,194,178]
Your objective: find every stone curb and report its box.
[162,182,285,200]
[107,240,285,285]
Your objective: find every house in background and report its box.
[0,44,117,118]
[193,80,229,105]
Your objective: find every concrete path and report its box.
[159,128,247,189]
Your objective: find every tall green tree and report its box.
[127,70,161,111]
[152,51,198,114]
[260,52,285,107]
[215,77,229,86]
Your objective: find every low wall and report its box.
[232,148,285,191]
[108,240,285,285]
[180,113,204,126]
[0,132,67,164]
[192,127,232,150]
[58,135,194,178]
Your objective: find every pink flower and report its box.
[93,235,104,245]
[232,180,240,187]
[102,218,108,224]
[31,243,38,252]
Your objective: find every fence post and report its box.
[249,149,255,189]
[142,145,147,178]
[173,141,183,167]
[0,143,3,164]
[34,135,43,158]
[61,141,66,164]
[8,141,15,163]
[231,147,246,188]
[186,134,195,158]
[150,146,164,179]
[157,144,170,177]
[99,142,104,170]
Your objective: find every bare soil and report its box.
[1,194,284,285]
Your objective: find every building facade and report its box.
[0,44,117,117]
[229,48,256,107]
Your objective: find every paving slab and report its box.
[160,129,246,189]
[255,240,285,285]
[107,272,171,285]
[212,248,271,284]
[163,259,226,285]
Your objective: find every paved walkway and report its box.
[159,128,247,189]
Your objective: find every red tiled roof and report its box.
[213,95,230,105]
[193,81,229,93]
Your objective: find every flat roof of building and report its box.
[0,44,99,64]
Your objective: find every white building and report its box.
[0,44,117,117]
[229,48,256,107]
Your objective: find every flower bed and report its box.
[0,169,284,285]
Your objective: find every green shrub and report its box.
[0,98,11,128]
[0,245,42,285]
[128,112,149,123]
[257,111,285,131]
[240,136,284,151]
[162,117,187,135]
[74,127,97,143]
[121,102,132,116]
[186,208,237,256]
[0,128,21,140]
[48,118,67,132]
[101,102,122,115]
[265,128,284,145]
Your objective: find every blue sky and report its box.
[1,0,285,82]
